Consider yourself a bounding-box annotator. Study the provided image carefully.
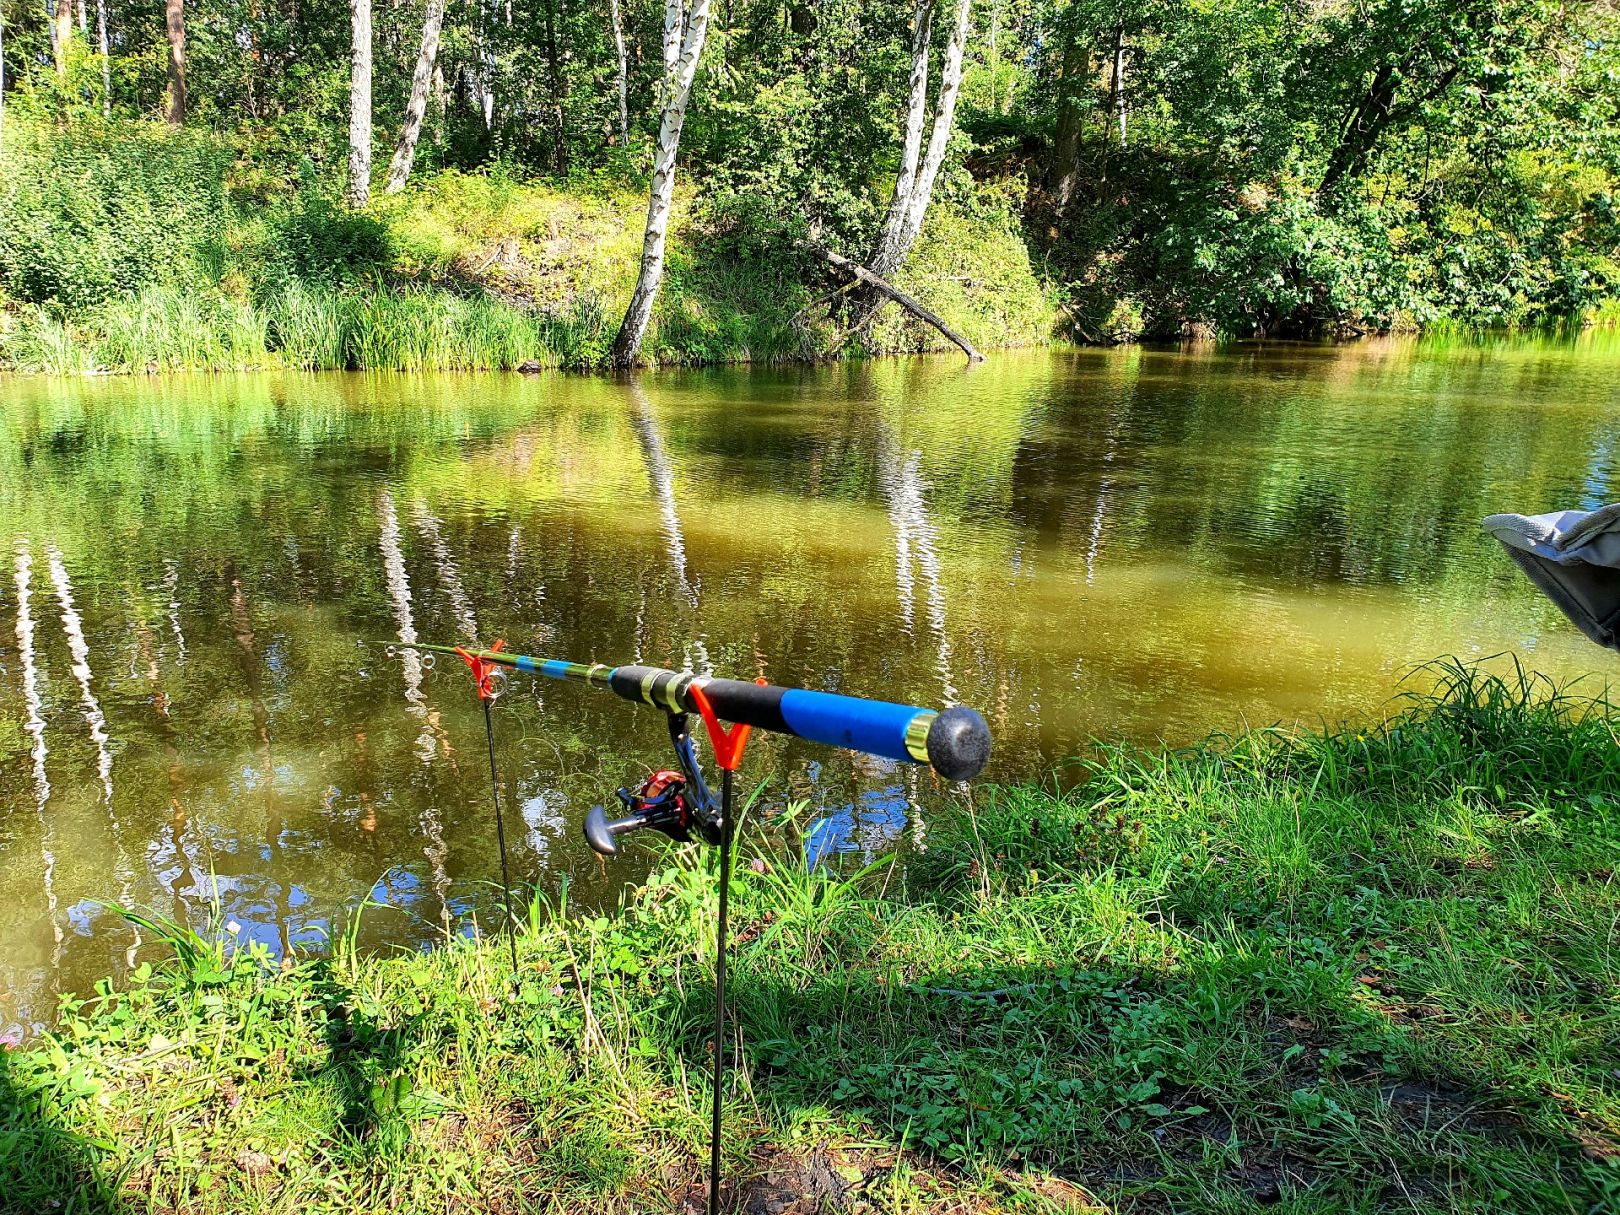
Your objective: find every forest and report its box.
[0,0,1616,369]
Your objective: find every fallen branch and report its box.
[789,277,860,329]
[817,247,985,362]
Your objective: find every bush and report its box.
[0,118,231,310]
[269,185,396,285]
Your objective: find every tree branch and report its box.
[818,247,985,362]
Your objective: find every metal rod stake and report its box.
[709,767,733,1215]
[482,697,520,982]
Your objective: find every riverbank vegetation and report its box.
[4,663,1619,1212]
[0,0,1616,371]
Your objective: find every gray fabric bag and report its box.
[1483,504,1620,651]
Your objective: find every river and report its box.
[2,334,1617,1037]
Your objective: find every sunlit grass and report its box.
[6,662,1616,1212]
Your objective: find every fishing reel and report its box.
[584,713,723,856]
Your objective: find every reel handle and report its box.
[584,804,649,857]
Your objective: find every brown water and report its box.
[2,337,1617,1038]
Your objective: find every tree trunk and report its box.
[871,0,934,277]
[608,0,712,368]
[431,59,446,145]
[347,0,372,206]
[163,0,186,122]
[1109,24,1126,150]
[608,0,629,145]
[1047,19,1086,211]
[95,0,108,115]
[660,0,680,75]
[53,0,73,73]
[870,0,972,279]
[474,0,495,128]
[75,0,83,35]
[544,0,567,173]
[384,0,445,193]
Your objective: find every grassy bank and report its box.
[0,119,1056,374]
[5,662,1620,1213]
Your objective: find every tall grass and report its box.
[266,285,558,371]
[2,284,565,373]
[6,664,1617,1213]
[95,287,272,371]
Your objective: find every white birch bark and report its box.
[347,0,372,206]
[870,0,972,279]
[608,0,630,145]
[661,0,681,77]
[95,0,108,116]
[893,0,971,261]
[609,0,712,368]
[1113,30,1127,148]
[384,0,446,193]
[871,0,934,277]
[474,0,496,127]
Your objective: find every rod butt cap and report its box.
[926,707,991,781]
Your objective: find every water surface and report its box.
[3,336,1617,1037]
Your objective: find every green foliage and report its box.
[0,119,231,310]
[4,668,1620,1212]
[270,185,397,286]
[2,0,1616,360]
[1035,0,1620,337]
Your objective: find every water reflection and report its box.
[1,335,1617,1038]
[12,543,61,971]
[46,546,115,809]
[629,381,698,608]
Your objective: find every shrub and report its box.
[0,118,231,310]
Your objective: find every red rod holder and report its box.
[454,639,507,701]
[689,678,766,771]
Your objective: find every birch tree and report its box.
[608,0,712,368]
[1108,24,1126,150]
[347,0,372,206]
[52,0,74,73]
[869,0,972,279]
[384,0,446,193]
[164,0,186,122]
[607,0,630,146]
[95,0,108,116]
[1,0,7,159]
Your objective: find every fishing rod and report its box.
[382,637,991,1215]
[385,640,992,785]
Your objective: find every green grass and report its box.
[4,661,1620,1212]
